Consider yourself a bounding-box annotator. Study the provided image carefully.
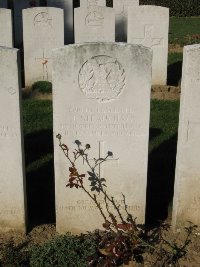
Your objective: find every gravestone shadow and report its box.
[24,129,55,230]
[24,129,53,166]
[167,61,182,86]
[146,133,178,227]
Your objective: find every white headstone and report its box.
[47,0,73,44]
[0,0,7,8]
[80,0,106,8]
[13,0,39,48]
[53,43,152,234]
[23,7,64,88]
[113,0,139,42]
[172,44,200,228]
[0,47,27,233]
[0,9,13,47]
[74,6,115,43]
[128,6,169,85]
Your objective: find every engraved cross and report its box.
[86,141,119,178]
[35,48,51,81]
[134,25,163,48]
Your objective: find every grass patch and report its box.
[23,99,52,134]
[168,53,183,66]
[167,53,183,86]
[29,233,97,267]
[149,100,180,153]
[169,17,200,46]
[32,81,52,94]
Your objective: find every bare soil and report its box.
[151,85,181,100]
[168,44,183,53]
[0,224,199,266]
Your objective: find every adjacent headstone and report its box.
[172,44,200,228]
[47,0,73,44]
[13,0,39,48]
[0,0,7,8]
[128,6,169,85]
[113,0,139,42]
[0,9,13,47]
[80,0,106,8]
[23,7,64,88]
[0,47,27,233]
[53,43,152,234]
[74,6,115,43]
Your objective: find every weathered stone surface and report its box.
[172,44,200,228]
[23,7,64,87]
[113,0,139,42]
[74,6,115,42]
[0,8,13,47]
[128,5,169,85]
[0,47,27,233]
[47,0,74,44]
[13,0,39,48]
[80,0,106,8]
[0,0,7,8]
[53,43,152,234]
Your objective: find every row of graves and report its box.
[0,0,200,234]
[0,0,168,86]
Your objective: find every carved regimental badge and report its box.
[78,55,126,102]
[85,11,104,26]
[34,12,52,27]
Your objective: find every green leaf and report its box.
[87,171,94,176]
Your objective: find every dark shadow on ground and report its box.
[24,129,53,166]
[26,159,55,230]
[24,129,55,230]
[167,61,182,86]
[146,133,178,228]
[149,127,162,141]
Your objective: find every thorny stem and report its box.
[58,137,112,228]
[83,154,125,224]
[122,193,135,225]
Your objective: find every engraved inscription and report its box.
[58,106,148,137]
[78,55,126,102]
[57,199,141,213]
[34,12,52,27]
[0,125,18,138]
[7,87,16,95]
[0,208,21,215]
[133,25,163,48]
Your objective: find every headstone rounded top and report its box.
[184,44,200,51]
[23,6,63,12]
[138,5,169,12]
[53,42,152,53]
